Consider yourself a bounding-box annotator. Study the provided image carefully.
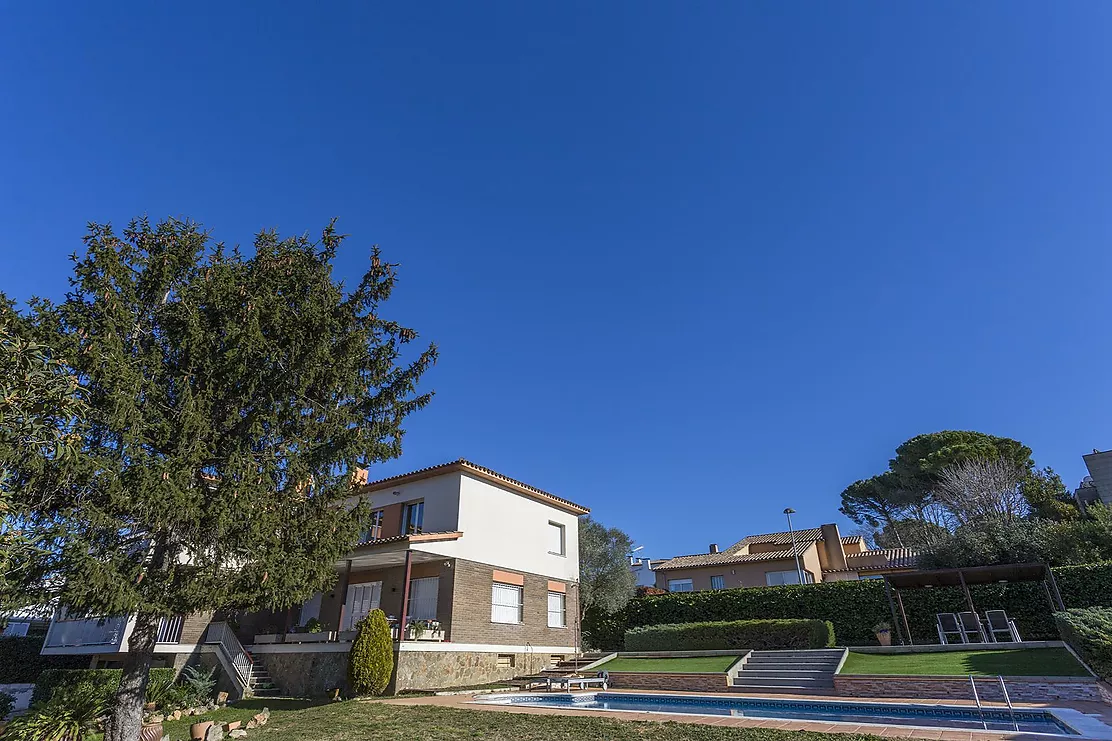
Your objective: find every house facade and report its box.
[39,460,587,695]
[653,523,918,592]
[1075,449,1112,508]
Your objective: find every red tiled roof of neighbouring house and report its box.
[823,547,921,573]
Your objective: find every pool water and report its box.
[481,692,1079,735]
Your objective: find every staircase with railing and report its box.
[205,622,255,696]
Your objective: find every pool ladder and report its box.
[968,676,1019,732]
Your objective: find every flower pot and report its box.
[140,722,164,741]
[875,629,892,647]
[190,720,214,741]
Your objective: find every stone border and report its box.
[833,674,1112,704]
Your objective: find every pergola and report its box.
[881,563,1066,646]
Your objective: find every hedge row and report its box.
[625,619,834,652]
[0,636,88,683]
[32,668,177,706]
[1055,608,1112,681]
[588,562,1112,650]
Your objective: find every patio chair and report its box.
[984,610,1022,642]
[958,611,988,643]
[936,613,965,644]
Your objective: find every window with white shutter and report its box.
[547,591,566,628]
[491,583,523,624]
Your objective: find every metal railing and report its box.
[205,622,254,689]
[998,675,1019,732]
[969,675,988,731]
[156,615,184,644]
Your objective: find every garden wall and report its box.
[595,562,1112,649]
[834,674,1112,704]
[606,672,728,692]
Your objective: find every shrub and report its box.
[3,682,110,741]
[348,609,394,695]
[179,665,217,704]
[0,691,14,719]
[32,667,177,706]
[624,618,834,652]
[1055,608,1112,680]
[0,636,86,683]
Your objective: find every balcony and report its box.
[42,614,185,654]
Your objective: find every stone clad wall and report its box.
[606,672,728,692]
[259,650,351,697]
[834,675,1112,704]
[393,650,552,692]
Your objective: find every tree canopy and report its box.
[578,516,636,616]
[2,217,436,740]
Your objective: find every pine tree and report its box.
[348,609,394,695]
[4,218,436,741]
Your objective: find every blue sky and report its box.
[2,3,1110,560]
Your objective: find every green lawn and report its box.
[840,648,1090,677]
[163,699,885,741]
[594,655,739,673]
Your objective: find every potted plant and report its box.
[873,621,893,646]
[405,619,429,640]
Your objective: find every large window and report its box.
[491,583,524,624]
[710,575,725,590]
[408,576,439,621]
[547,591,566,628]
[343,581,382,630]
[765,570,814,586]
[360,509,384,542]
[403,501,424,535]
[667,579,694,592]
[548,521,566,556]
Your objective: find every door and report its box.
[344,581,382,630]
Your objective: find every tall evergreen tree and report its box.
[4,218,436,741]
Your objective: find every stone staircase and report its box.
[248,656,282,697]
[730,649,844,693]
[540,652,609,676]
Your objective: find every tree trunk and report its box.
[104,612,159,741]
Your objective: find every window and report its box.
[403,501,424,535]
[491,583,524,624]
[548,521,566,556]
[667,579,694,592]
[710,575,726,590]
[1,621,29,637]
[343,581,382,630]
[408,576,439,621]
[360,509,384,542]
[496,654,515,668]
[765,570,815,586]
[547,591,566,628]
[860,574,884,581]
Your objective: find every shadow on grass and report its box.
[230,698,327,711]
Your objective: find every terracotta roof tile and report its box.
[823,547,921,573]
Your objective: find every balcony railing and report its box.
[44,616,127,648]
[156,615,184,644]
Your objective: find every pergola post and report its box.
[1046,567,1066,611]
[398,549,414,642]
[884,578,905,646]
[957,569,977,614]
[895,589,914,646]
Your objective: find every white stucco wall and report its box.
[357,473,462,533]
[419,474,580,582]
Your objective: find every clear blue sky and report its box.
[2,3,1110,560]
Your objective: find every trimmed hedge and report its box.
[1055,608,1112,680]
[32,667,177,706]
[593,562,1112,650]
[0,636,87,683]
[625,619,834,652]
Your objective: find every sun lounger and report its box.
[984,610,1022,642]
[958,611,987,642]
[936,613,964,644]
[547,672,609,691]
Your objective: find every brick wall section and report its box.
[448,558,577,647]
[607,672,728,692]
[834,675,1112,704]
[178,611,213,644]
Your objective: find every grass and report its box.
[594,655,739,673]
[160,699,318,741]
[163,699,885,741]
[840,648,1091,677]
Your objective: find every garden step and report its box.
[737,669,834,679]
[731,676,834,688]
[729,684,832,694]
[744,657,841,665]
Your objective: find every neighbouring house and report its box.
[1075,449,1112,508]
[39,459,587,696]
[629,557,667,589]
[652,523,919,592]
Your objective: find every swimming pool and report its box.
[476,692,1091,736]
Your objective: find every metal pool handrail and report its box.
[969,675,988,731]
[998,675,1019,732]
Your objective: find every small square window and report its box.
[496,654,515,668]
[710,575,725,590]
[548,521,566,556]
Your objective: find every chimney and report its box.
[709,543,719,554]
[820,523,847,571]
